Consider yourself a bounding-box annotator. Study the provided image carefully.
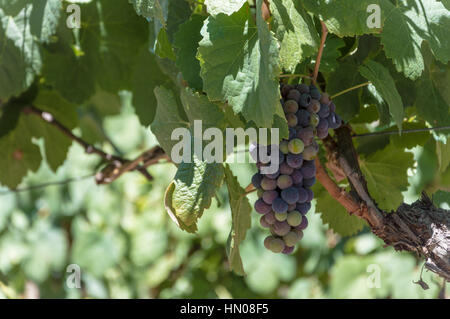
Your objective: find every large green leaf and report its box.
[198,2,281,128]
[224,165,251,276]
[381,0,450,79]
[271,0,319,72]
[360,143,414,210]
[29,0,62,43]
[173,15,205,90]
[313,184,366,237]
[204,0,247,16]
[0,6,42,100]
[359,61,404,131]
[165,157,224,233]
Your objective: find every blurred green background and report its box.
[0,98,445,299]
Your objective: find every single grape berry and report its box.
[296,126,314,145]
[299,93,311,107]
[262,190,278,205]
[277,174,293,189]
[310,86,321,100]
[264,211,276,224]
[281,187,300,205]
[279,140,289,154]
[264,236,274,250]
[296,202,311,215]
[284,100,299,113]
[269,238,285,253]
[291,169,303,185]
[272,221,291,236]
[306,188,314,202]
[320,93,330,105]
[275,212,288,222]
[310,113,320,127]
[287,210,303,227]
[293,228,304,241]
[280,162,294,175]
[254,198,272,214]
[261,177,277,190]
[288,138,305,154]
[283,231,300,247]
[286,113,298,127]
[307,99,321,113]
[287,89,301,102]
[296,216,309,230]
[286,153,303,169]
[251,172,263,188]
[300,160,316,179]
[302,143,319,161]
[296,83,310,94]
[303,177,316,187]
[272,197,289,213]
[260,216,271,228]
[281,84,294,97]
[318,103,330,118]
[282,245,294,254]
[296,109,310,127]
[296,186,309,203]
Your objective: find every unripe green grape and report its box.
[269,238,285,253]
[310,113,320,127]
[288,138,304,154]
[286,113,298,127]
[279,140,289,154]
[283,231,299,247]
[275,211,287,222]
[287,210,303,227]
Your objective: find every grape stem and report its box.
[312,21,328,85]
[353,125,450,138]
[278,74,312,79]
[330,82,371,99]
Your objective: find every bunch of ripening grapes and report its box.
[251,83,342,254]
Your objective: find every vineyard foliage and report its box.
[0,0,449,293]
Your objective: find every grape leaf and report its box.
[224,164,251,276]
[436,139,450,173]
[359,60,404,131]
[326,60,365,122]
[173,14,205,90]
[360,143,413,210]
[155,28,176,61]
[313,184,366,237]
[0,112,42,189]
[198,2,281,128]
[0,0,28,16]
[271,0,319,72]
[29,0,62,43]
[318,36,346,74]
[131,47,172,126]
[166,0,192,42]
[29,90,78,172]
[381,0,450,79]
[0,6,42,100]
[165,156,224,233]
[204,0,247,16]
[302,0,393,36]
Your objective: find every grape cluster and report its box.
[251,83,342,254]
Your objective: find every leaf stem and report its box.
[312,21,328,85]
[330,82,371,99]
[353,125,450,138]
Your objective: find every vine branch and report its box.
[312,21,328,85]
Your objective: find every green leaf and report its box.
[381,0,450,79]
[198,2,281,128]
[318,36,346,74]
[165,156,224,233]
[390,122,431,149]
[327,60,365,122]
[155,28,176,61]
[131,47,172,126]
[30,90,78,172]
[128,0,165,25]
[224,165,251,276]
[360,143,413,210]
[302,0,392,36]
[204,0,247,16]
[313,184,366,237]
[166,0,192,42]
[29,0,62,43]
[173,14,205,90]
[271,0,319,72]
[436,139,450,173]
[0,112,42,189]
[0,6,42,100]
[359,60,404,131]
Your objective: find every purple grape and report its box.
[280,162,294,175]
[264,236,274,250]
[293,228,304,240]
[286,153,303,169]
[272,197,288,213]
[282,245,294,254]
[291,169,303,185]
[296,126,314,145]
[251,173,263,188]
[281,84,294,97]
[287,89,301,102]
[262,190,278,205]
[281,187,300,205]
[320,93,330,105]
[303,177,316,187]
[296,109,311,127]
[328,112,342,129]
[310,86,321,100]
[307,99,321,113]
[272,221,291,236]
[260,215,271,228]
[300,160,316,179]
[299,93,311,107]
[329,102,336,112]
[296,216,309,230]
[316,128,329,140]
[254,198,272,214]
[296,83,310,94]
[284,100,299,113]
[264,211,276,224]
[317,118,329,132]
[296,186,308,203]
[296,202,311,215]
[261,177,277,190]
[288,128,296,139]
[277,174,293,189]
[302,142,319,160]
[266,170,280,180]
[318,103,330,118]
